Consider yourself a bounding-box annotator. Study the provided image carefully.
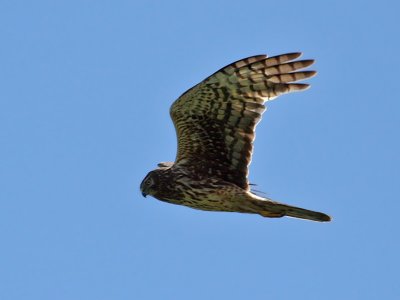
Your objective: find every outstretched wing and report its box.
[170,53,316,190]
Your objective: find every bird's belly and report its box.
[158,184,244,212]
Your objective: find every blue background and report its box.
[1,1,399,299]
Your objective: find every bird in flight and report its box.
[140,52,331,222]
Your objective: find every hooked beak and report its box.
[142,192,147,198]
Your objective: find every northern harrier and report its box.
[140,52,331,222]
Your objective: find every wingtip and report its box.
[288,83,311,91]
[300,59,315,68]
[286,52,303,60]
[320,214,332,222]
[307,70,318,78]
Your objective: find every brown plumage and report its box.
[140,52,331,222]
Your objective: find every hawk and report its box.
[140,52,331,222]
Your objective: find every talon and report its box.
[259,211,285,218]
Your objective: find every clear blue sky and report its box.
[1,1,399,299]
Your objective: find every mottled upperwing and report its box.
[170,53,316,190]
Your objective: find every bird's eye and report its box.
[145,178,152,186]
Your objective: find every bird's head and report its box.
[140,170,159,198]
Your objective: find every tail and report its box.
[256,199,331,222]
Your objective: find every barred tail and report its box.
[280,204,331,222]
[256,199,331,222]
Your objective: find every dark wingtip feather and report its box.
[320,213,332,222]
[283,52,303,60]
